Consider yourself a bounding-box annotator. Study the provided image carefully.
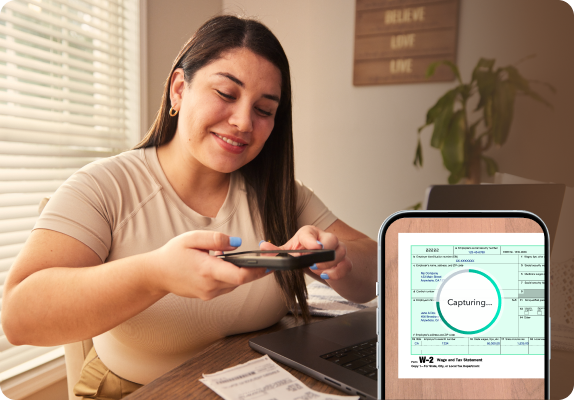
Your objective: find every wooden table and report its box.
[122,313,573,399]
[124,315,348,399]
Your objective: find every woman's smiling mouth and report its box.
[213,132,246,147]
[212,132,248,155]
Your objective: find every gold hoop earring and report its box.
[169,107,179,117]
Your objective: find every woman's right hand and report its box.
[147,231,269,301]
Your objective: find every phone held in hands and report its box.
[218,249,335,270]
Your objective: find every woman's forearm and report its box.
[2,252,167,347]
[3,229,258,347]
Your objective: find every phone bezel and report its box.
[218,249,335,270]
[377,210,550,399]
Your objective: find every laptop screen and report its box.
[382,215,547,399]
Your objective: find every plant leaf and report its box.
[483,96,493,128]
[505,66,553,108]
[426,60,462,84]
[474,70,497,112]
[530,80,556,94]
[459,83,473,103]
[473,58,496,112]
[427,88,459,148]
[491,80,516,145]
[407,202,422,210]
[512,54,536,67]
[482,156,499,176]
[420,87,457,127]
[469,119,482,141]
[448,168,465,185]
[441,109,466,177]
[413,138,423,167]
[426,61,441,78]
[472,58,495,82]
[442,60,463,84]
[431,108,454,149]
[522,89,553,108]
[505,66,530,91]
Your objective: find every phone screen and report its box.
[224,252,292,258]
[380,213,548,399]
[222,250,314,259]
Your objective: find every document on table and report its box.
[200,355,358,400]
[302,281,377,317]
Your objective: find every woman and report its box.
[2,15,376,399]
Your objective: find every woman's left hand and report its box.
[259,225,352,280]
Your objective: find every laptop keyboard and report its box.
[320,338,378,380]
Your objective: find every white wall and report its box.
[461,1,574,187]
[221,0,574,239]
[147,0,223,128]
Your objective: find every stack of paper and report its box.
[298,281,377,317]
[200,355,358,400]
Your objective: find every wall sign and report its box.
[354,0,460,85]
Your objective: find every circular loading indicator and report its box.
[435,269,502,335]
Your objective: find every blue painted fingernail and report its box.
[265,268,272,274]
[229,237,242,247]
[317,240,324,249]
[309,264,318,270]
[320,273,329,279]
[258,240,265,246]
[221,251,224,255]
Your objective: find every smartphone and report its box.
[377,211,549,399]
[218,249,335,270]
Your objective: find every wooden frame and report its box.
[354,0,460,85]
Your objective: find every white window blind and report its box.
[0,0,140,382]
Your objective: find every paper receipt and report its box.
[199,355,359,400]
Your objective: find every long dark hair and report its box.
[134,15,310,322]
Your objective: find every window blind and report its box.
[0,0,140,382]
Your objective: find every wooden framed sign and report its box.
[354,0,460,85]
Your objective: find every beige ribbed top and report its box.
[35,146,337,384]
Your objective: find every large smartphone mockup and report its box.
[377,211,549,399]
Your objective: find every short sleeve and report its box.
[295,179,337,230]
[34,167,113,262]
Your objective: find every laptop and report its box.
[249,183,564,400]
[249,307,378,399]
[423,183,565,252]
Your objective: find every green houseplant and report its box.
[414,57,554,184]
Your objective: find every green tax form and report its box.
[398,233,545,379]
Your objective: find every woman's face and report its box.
[169,48,282,174]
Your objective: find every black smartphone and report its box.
[218,249,335,270]
[377,211,550,399]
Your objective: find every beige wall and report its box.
[146,0,223,130]
[220,0,574,240]
[465,0,574,186]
